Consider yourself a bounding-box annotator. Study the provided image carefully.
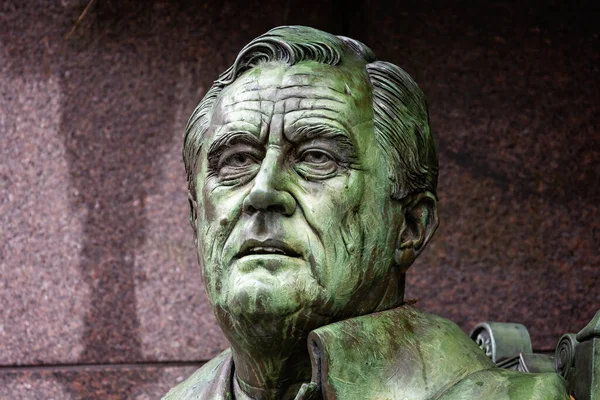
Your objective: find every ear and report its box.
[188,192,198,244]
[394,192,439,273]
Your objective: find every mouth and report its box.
[236,239,302,259]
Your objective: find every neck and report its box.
[215,271,406,399]
[214,306,326,400]
[230,336,311,400]
[375,271,405,312]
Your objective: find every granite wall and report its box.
[1,0,597,398]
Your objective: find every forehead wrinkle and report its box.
[284,110,354,133]
[218,96,270,124]
[276,84,346,95]
[285,122,351,144]
[260,98,274,141]
[227,83,347,98]
[226,94,274,107]
[218,108,264,127]
[232,83,348,102]
[222,99,265,109]
[284,116,351,137]
[212,121,261,144]
[220,107,262,116]
[291,71,368,90]
[274,89,346,104]
[224,83,277,106]
[221,102,264,121]
[227,92,345,106]
[214,66,370,147]
[296,98,343,112]
[285,73,313,78]
[223,80,350,109]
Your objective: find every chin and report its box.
[223,284,303,320]
[216,261,318,314]
[213,283,330,343]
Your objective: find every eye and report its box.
[217,146,262,182]
[301,150,334,164]
[226,153,254,168]
[295,149,338,180]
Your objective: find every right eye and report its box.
[217,146,262,182]
[225,153,254,168]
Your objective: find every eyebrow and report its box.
[287,123,346,140]
[286,123,356,156]
[207,131,262,160]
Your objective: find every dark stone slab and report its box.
[346,0,599,350]
[0,364,200,400]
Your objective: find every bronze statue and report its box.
[163,26,570,399]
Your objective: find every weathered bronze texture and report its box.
[471,312,600,399]
[163,26,572,399]
[558,311,600,399]
[470,322,533,363]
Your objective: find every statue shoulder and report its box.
[396,308,568,399]
[161,349,233,400]
[436,368,569,399]
[308,306,495,399]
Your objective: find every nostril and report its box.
[266,204,287,214]
[243,203,258,214]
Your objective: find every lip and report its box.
[235,238,302,259]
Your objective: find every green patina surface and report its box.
[164,306,570,399]
[164,26,571,399]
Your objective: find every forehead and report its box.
[210,61,373,134]
[223,61,369,96]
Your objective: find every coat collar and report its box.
[163,305,494,400]
[305,305,493,399]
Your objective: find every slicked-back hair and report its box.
[183,25,438,202]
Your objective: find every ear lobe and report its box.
[394,192,439,272]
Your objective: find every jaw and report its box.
[213,298,331,354]
[215,263,325,320]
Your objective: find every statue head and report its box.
[183,26,439,342]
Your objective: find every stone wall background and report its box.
[1,0,597,398]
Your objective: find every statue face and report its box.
[193,61,404,328]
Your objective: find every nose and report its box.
[242,153,296,216]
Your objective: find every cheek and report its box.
[313,172,396,302]
[196,183,247,291]
[323,210,366,298]
[304,173,367,296]
[300,171,364,221]
[199,183,245,241]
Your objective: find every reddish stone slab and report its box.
[0,0,340,365]
[0,0,597,371]
[0,364,200,400]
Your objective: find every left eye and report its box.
[295,149,338,180]
[299,150,334,164]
